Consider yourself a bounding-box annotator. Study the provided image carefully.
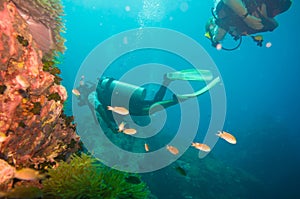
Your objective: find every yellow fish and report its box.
[123,128,137,135]
[144,143,149,152]
[72,89,80,96]
[16,75,29,88]
[216,131,237,144]
[191,142,211,152]
[107,106,129,115]
[118,122,126,132]
[0,132,7,143]
[166,145,179,155]
[14,168,44,181]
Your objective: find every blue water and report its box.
[60,0,300,198]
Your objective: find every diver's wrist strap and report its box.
[242,12,249,19]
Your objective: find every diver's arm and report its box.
[223,0,248,17]
[257,3,278,31]
[222,0,263,30]
[88,91,100,109]
[87,91,101,123]
[212,26,227,43]
[134,98,179,116]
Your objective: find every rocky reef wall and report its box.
[0,0,80,189]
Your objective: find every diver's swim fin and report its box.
[166,69,213,81]
[176,76,220,100]
[148,76,221,114]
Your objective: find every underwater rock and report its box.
[0,0,80,191]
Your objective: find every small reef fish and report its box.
[0,132,7,142]
[123,128,137,135]
[144,143,149,152]
[107,106,129,115]
[16,75,29,88]
[14,168,43,181]
[118,122,126,132]
[191,142,211,152]
[174,166,187,176]
[125,175,141,184]
[72,89,80,96]
[166,145,179,155]
[216,131,237,144]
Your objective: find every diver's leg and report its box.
[87,103,99,124]
[149,97,179,115]
[150,76,221,114]
[153,74,172,102]
[88,92,118,133]
[96,105,119,133]
[153,85,167,102]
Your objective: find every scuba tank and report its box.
[97,77,146,108]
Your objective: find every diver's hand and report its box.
[243,15,263,30]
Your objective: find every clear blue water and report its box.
[60,1,300,198]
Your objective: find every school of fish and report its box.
[71,83,238,155]
[100,104,236,154]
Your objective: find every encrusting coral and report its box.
[0,0,80,191]
[0,159,15,190]
[7,0,66,57]
[0,1,153,198]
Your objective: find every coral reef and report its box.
[0,159,15,190]
[9,0,66,57]
[0,0,80,191]
[43,153,151,199]
[2,184,43,199]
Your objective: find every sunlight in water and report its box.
[138,0,165,27]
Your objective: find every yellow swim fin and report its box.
[166,69,213,81]
[176,76,220,99]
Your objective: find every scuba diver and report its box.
[205,0,292,50]
[74,76,98,123]
[75,70,220,133]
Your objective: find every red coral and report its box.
[0,1,80,175]
[49,84,68,101]
[0,159,15,190]
[0,2,17,63]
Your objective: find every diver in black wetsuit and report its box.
[96,76,178,115]
[205,0,292,49]
[93,76,179,131]
[75,70,220,133]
